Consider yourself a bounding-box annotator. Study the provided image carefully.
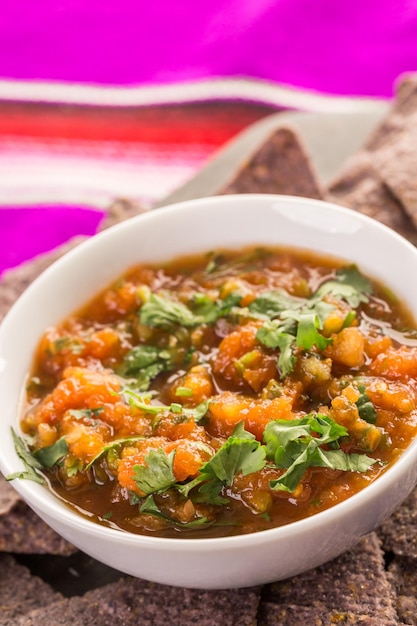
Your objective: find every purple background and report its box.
[1,1,417,96]
[0,208,104,276]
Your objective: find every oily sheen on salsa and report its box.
[19,246,417,538]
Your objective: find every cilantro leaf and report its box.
[182,400,211,423]
[6,429,45,484]
[139,291,241,330]
[119,344,172,373]
[264,414,346,467]
[85,436,145,470]
[251,265,372,376]
[256,319,295,349]
[228,421,258,440]
[132,448,177,495]
[118,345,174,390]
[68,407,104,420]
[33,437,68,469]
[204,436,265,483]
[189,292,241,324]
[253,291,334,378]
[178,423,266,505]
[314,266,372,308]
[256,311,332,378]
[140,293,200,328]
[122,388,210,423]
[295,312,333,351]
[269,442,377,492]
[249,289,303,318]
[319,449,378,472]
[336,266,373,294]
[275,333,296,377]
[264,414,377,493]
[256,322,296,377]
[122,389,165,414]
[310,300,337,327]
[49,336,84,355]
[66,457,84,477]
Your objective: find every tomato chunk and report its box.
[208,391,294,440]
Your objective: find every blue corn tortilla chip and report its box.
[0,554,62,624]
[13,577,261,626]
[219,127,323,199]
[263,533,398,625]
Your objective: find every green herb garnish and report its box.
[139,291,241,330]
[117,345,174,391]
[122,388,209,423]
[85,436,146,470]
[295,311,333,352]
[6,429,45,484]
[33,437,68,469]
[252,266,372,377]
[313,266,372,308]
[139,293,204,329]
[133,448,177,494]
[178,422,266,505]
[68,408,104,421]
[264,414,378,492]
[50,336,84,355]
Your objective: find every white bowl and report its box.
[1,194,417,589]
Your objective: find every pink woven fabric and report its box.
[0,207,104,276]
[2,1,417,275]
[1,1,417,97]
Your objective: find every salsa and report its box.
[16,246,417,538]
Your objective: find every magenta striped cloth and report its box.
[1,0,417,276]
[2,1,417,96]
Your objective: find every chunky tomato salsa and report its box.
[14,246,417,538]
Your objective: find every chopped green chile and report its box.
[14,245,417,538]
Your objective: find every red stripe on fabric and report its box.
[0,102,276,146]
